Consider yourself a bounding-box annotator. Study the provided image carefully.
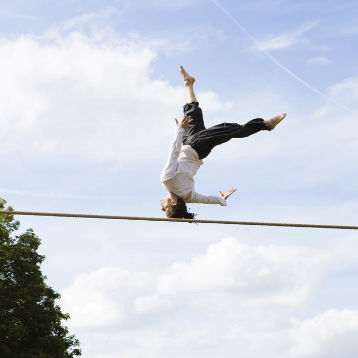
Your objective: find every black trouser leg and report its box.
[190,118,268,159]
[182,102,206,144]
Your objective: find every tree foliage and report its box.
[0,198,81,357]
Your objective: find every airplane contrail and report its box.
[210,0,358,116]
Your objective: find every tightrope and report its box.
[0,210,357,230]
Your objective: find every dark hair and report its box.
[166,197,196,219]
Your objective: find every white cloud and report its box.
[71,309,358,358]
[310,76,358,135]
[290,310,358,357]
[246,75,358,191]
[253,23,315,52]
[58,239,358,358]
[306,56,331,65]
[327,76,358,106]
[62,6,121,32]
[61,239,329,329]
[196,91,233,112]
[155,238,328,307]
[0,29,231,165]
[61,267,154,328]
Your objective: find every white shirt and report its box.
[160,127,227,206]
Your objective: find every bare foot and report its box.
[264,113,286,130]
[180,65,195,86]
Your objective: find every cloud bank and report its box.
[58,238,354,358]
[0,28,231,166]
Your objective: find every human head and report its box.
[160,196,176,217]
[161,197,196,219]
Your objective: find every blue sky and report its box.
[1,0,358,357]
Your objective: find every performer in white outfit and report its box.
[160,66,286,219]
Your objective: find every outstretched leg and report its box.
[189,113,287,159]
[180,65,197,103]
[180,66,206,141]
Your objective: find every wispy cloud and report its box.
[306,56,331,65]
[335,25,358,37]
[62,6,121,31]
[0,10,36,20]
[0,187,123,200]
[253,23,316,52]
[129,0,200,10]
[156,24,225,56]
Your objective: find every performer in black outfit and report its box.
[160,66,286,219]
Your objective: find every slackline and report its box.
[0,210,357,230]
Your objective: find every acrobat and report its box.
[160,66,286,219]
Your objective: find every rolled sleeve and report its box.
[160,127,185,182]
[190,192,227,206]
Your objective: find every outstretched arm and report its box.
[191,192,227,206]
[160,116,193,182]
[191,189,236,206]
